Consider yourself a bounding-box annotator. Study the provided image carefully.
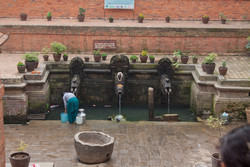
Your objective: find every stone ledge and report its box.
[6,162,54,167]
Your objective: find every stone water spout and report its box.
[157,58,174,97]
[160,74,171,94]
[69,57,84,96]
[115,72,124,95]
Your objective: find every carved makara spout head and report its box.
[116,72,124,82]
[116,84,124,95]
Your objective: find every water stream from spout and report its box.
[168,92,170,114]
[119,93,121,115]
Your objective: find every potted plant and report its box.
[140,50,148,63]
[138,14,145,23]
[192,55,198,64]
[93,49,101,62]
[20,13,27,21]
[172,51,179,63]
[181,51,189,64]
[84,56,89,62]
[23,53,38,72]
[171,61,180,70]
[219,61,227,76]
[101,53,107,60]
[149,55,155,63]
[204,53,217,74]
[165,16,170,23]
[42,46,50,61]
[219,13,228,24]
[202,15,209,24]
[9,141,30,167]
[47,12,52,21]
[78,7,85,22]
[206,116,225,167]
[245,36,250,56]
[50,41,66,61]
[34,54,39,68]
[17,61,26,73]
[63,53,68,61]
[109,16,114,23]
[130,55,138,63]
[201,61,206,72]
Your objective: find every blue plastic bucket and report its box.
[60,113,68,123]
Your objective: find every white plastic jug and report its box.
[76,115,83,125]
[76,108,86,124]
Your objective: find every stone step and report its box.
[27,114,46,120]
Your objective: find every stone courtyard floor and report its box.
[4,120,246,167]
[0,54,249,80]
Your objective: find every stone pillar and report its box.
[0,84,5,167]
[148,87,154,121]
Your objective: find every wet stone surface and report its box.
[4,120,246,167]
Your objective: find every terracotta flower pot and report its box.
[211,153,221,167]
[221,19,226,24]
[102,56,107,61]
[94,54,101,62]
[10,152,30,167]
[78,14,85,22]
[25,61,36,72]
[17,66,26,73]
[63,56,68,61]
[43,55,49,61]
[150,58,155,63]
[109,18,114,23]
[165,17,170,23]
[84,57,89,62]
[202,64,206,72]
[138,18,144,23]
[20,13,27,21]
[181,56,189,64]
[219,67,227,75]
[202,17,209,24]
[192,57,198,64]
[205,63,216,74]
[53,53,61,62]
[131,59,136,63]
[172,57,178,63]
[140,56,148,63]
[47,16,52,21]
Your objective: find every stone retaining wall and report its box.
[0,0,249,21]
[0,84,5,167]
[0,25,248,54]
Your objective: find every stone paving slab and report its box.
[4,120,246,167]
[6,162,54,167]
[0,54,249,80]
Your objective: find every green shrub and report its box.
[101,53,107,57]
[93,49,101,55]
[222,61,226,67]
[173,50,182,57]
[138,14,145,19]
[141,50,148,56]
[130,55,138,60]
[24,52,39,62]
[50,42,66,55]
[149,55,155,59]
[47,12,52,18]
[17,61,25,66]
[79,7,85,15]
[63,53,68,57]
[42,46,50,55]
[204,53,217,64]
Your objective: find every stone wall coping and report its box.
[3,82,26,88]
[26,71,49,84]
[2,94,27,100]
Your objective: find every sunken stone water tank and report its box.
[74,131,114,164]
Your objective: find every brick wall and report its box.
[0,25,248,54]
[0,84,5,167]
[0,0,249,20]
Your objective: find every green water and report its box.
[46,105,197,122]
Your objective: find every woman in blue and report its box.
[63,92,79,124]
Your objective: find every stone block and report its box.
[163,114,179,121]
